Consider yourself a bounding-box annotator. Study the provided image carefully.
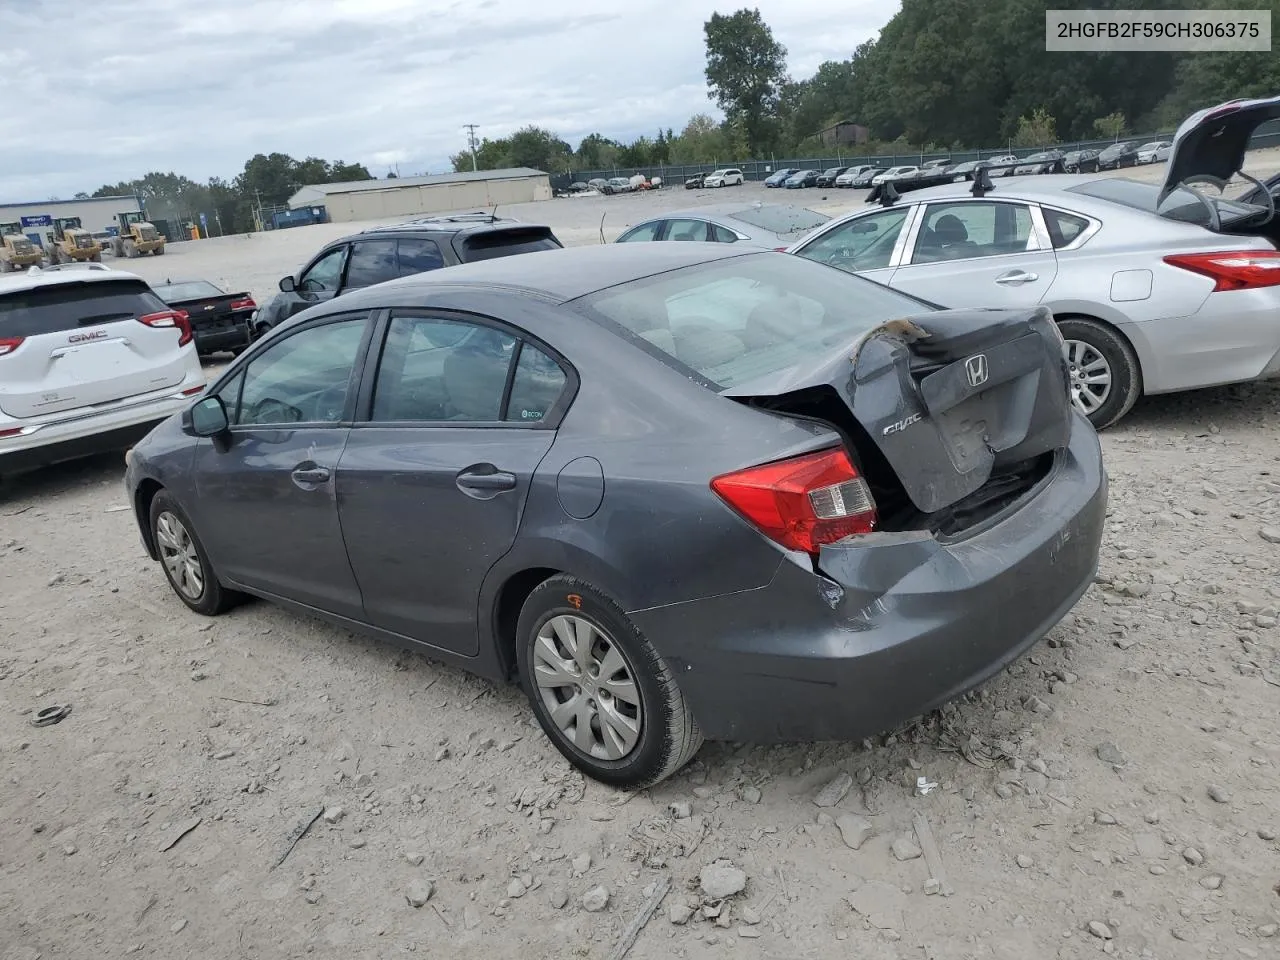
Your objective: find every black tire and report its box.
[149,490,241,616]
[515,575,702,788]
[1056,317,1142,430]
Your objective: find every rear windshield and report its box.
[728,205,830,235]
[580,253,934,390]
[1068,178,1268,229]
[460,229,561,262]
[153,280,224,301]
[0,279,167,338]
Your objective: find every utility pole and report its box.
[463,124,479,171]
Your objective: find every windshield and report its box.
[579,253,934,390]
[728,204,830,235]
[153,280,224,301]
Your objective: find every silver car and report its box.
[788,94,1280,428]
[615,203,831,249]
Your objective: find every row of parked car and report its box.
[760,139,1175,192]
[5,94,1277,793]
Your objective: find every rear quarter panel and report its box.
[457,296,840,618]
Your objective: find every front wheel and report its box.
[1057,317,1142,430]
[150,491,241,615]
[515,576,702,788]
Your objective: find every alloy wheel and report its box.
[1064,338,1113,416]
[532,614,642,761]
[156,511,205,600]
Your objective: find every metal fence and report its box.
[552,120,1280,190]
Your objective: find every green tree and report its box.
[576,133,621,169]
[669,114,733,164]
[1012,108,1057,147]
[704,8,788,156]
[1093,112,1127,140]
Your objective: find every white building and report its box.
[288,168,552,223]
[0,195,144,249]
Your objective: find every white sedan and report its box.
[870,166,919,186]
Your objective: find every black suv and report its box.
[253,214,562,333]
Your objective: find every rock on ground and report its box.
[700,861,748,899]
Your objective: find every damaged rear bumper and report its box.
[630,413,1107,743]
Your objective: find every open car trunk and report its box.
[1156,94,1280,245]
[728,305,1072,536]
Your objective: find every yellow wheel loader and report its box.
[0,222,43,273]
[48,217,103,264]
[108,212,166,258]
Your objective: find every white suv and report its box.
[0,266,206,475]
[704,168,745,188]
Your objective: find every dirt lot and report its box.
[3,156,1280,960]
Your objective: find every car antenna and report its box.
[599,213,607,245]
[971,166,995,198]
[491,204,499,220]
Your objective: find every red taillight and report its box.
[711,447,877,556]
[229,297,256,311]
[182,385,205,396]
[0,336,23,357]
[0,427,23,439]
[774,246,789,252]
[139,310,193,347]
[1163,250,1280,292]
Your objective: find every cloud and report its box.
[0,0,891,201]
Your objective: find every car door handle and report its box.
[995,270,1039,285]
[456,468,517,493]
[291,466,331,486]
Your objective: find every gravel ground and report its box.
[3,152,1280,960]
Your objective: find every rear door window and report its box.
[665,220,710,242]
[0,279,167,338]
[344,240,400,289]
[371,317,516,422]
[911,201,1035,264]
[397,238,445,276]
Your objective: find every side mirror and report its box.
[184,396,229,437]
[279,275,296,293]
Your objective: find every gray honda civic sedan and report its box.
[124,243,1107,788]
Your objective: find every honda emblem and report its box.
[964,354,989,388]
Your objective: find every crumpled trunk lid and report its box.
[727,306,1073,515]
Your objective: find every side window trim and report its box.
[227,311,376,431]
[355,307,579,430]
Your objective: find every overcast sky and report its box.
[0,0,891,203]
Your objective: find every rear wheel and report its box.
[515,575,702,788]
[123,240,138,258]
[1056,317,1142,430]
[149,491,240,616]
